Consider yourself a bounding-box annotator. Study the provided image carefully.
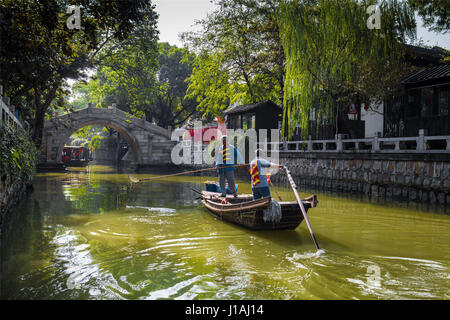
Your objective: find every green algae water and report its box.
[1,165,449,300]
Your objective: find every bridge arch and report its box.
[41,107,175,167]
[56,119,142,164]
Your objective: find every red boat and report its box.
[62,146,92,167]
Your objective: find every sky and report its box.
[152,0,218,47]
[153,0,450,50]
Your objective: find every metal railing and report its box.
[0,85,25,131]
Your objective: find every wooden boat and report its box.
[200,190,318,231]
[62,146,92,167]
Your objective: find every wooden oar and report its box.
[191,188,203,195]
[283,166,321,251]
[129,164,249,183]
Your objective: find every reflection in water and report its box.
[0,165,449,300]
[126,206,177,214]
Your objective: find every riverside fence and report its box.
[269,130,450,154]
[183,129,450,162]
[0,85,26,132]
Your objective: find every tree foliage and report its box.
[93,14,160,115]
[152,43,198,128]
[75,41,197,128]
[185,51,243,119]
[278,0,417,138]
[0,125,37,184]
[0,0,158,147]
[183,0,284,119]
[408,0,450,33]
[67,125,109,151]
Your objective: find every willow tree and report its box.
[408,0,450,33]
[278,0,416,139]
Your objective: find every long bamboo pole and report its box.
[283,166,321,251]
[268,180,283,201]
[129,164,249,183]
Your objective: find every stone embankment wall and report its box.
[271,153,450,205]
[0,173,33,230]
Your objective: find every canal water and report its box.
[0,165,449,300]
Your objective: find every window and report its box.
[241,114,255,130]
[231,116,236,129]
[229,115,241,129]
[420,86,438,117]
[439,84,449,115]
[242,114,248,130]
[406,89,420,118]
[431,86,439,116]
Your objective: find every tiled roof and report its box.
[404,44,447,59]
[223,100,281,115]
[401,64,450,84]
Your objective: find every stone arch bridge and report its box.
[40,106,176,167]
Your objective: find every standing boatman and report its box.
[216,135,244,198]
[249,149,283,200]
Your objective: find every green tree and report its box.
[183,0,284,118]
[0,125,37,184]
[94,15,160,117]
[83,41,198,128]
[185,51,242,119]
[408,0,450,33]
[278,0,417,138]
[152,43,199,128]
[68,125,109,151]
[0,0,158,147]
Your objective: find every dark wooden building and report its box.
[384,63,450,137]
[223,100,282,132]
[223,100,282,162]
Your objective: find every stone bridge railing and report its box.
[268,130,450,154]
[181,129,450,163]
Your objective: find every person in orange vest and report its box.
[216,135,243,197]
[249,149,283,200]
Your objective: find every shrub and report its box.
[0,124,37,184]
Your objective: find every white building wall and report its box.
[361,101,384,138]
